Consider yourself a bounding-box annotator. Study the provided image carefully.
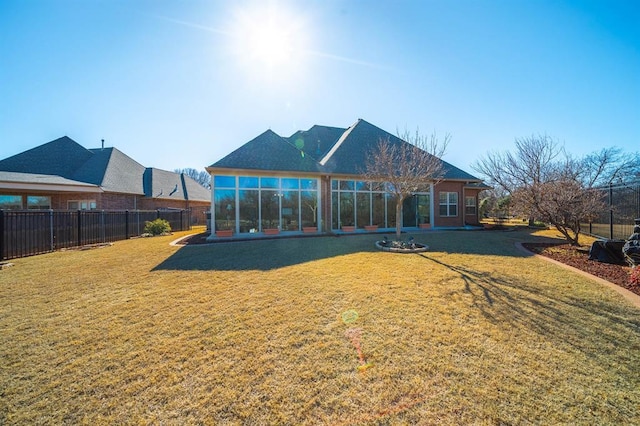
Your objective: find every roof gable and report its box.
[0,136,93,178]
[210,129,322,173]
[320,119,406,175]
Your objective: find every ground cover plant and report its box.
[1,228,639,424]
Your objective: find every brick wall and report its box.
[433,181,465,227]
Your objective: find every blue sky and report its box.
[1,0,638,175]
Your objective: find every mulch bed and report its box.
[522,243,640,297]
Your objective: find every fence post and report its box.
[101,210,106,243]
[609,182,614,240]
[125,210,130,239]
[0,210,4,261]
[77,210,82,247]
[49,209,54,252]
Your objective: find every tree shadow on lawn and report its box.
[417,253,640,361]
[153,228,561,272]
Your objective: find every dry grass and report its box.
[1,227,639,424]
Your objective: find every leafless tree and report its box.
[472,135,638,245]
[175,168,210,189]
[363,129,449,238]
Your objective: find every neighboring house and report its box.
[206,118,489,238]
[0,136,210,224]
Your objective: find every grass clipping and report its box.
[1,228,639,424]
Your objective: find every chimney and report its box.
[101,139,104,150]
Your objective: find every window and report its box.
[439,192,458,217]
[214,175,235,188]
[330,179,404,229]
[0,195,22,210]
[465,196,476,215]
[27,196,51,210]
[260,177,278,189]
[213,175,319,233]
[68,200,97,210]
[239,176,259,188]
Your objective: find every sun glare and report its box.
[230,3,308,74]
[246,22,293,68]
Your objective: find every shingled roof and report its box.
[0,171,101,192]
[143,168,211,201]
[0,136,93,178]
[209,119,483,182]
[0,137,209,201]
[211,129,323,173]
[287,125,346,160]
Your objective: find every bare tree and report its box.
[580,148,640,187]
[363,129,449,238]
[472,135,638,245]
[175,168,210,189]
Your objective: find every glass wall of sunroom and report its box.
[331,179,432,230]
[212,175,320,233]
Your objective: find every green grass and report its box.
[1,228,639,424]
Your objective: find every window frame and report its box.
[465,196,477,216]
[439,191,458,217]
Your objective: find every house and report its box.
[206,118,489,238]
[0,136,211,224]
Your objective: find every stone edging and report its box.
[375,241,429,253]
[515,242,640,309]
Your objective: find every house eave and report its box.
[0,181,103,193]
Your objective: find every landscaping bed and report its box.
[523,242,639,296]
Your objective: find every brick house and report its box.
[0,137,210,224]
[206,119,489,238]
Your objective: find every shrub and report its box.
[144,218,171,236]
[630,267,640,286]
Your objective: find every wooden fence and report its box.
[0,209,190,260]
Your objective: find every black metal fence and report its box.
[0,209,191,260]
[582,180,640,240]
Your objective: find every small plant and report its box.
[630,267,640,286]
[144,218,171,236]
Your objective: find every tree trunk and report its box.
[396,198,403,239]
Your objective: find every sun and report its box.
[245,21,293,68]
[230,3,308,72]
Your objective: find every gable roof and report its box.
[211,129,323,173]
[0,136,93,178]
[0,137,210,201]
[209,119,484,182]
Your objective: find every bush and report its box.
[144,219,171,236]
[630,267,640,286]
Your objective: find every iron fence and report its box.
[0,209,190,260]
[582,180,640,240]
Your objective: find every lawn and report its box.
[1,228,639,424]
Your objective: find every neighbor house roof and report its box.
[0,136,94,178]
[143,168,211,201]
[0,137,209,201]
[208,119,484,183]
